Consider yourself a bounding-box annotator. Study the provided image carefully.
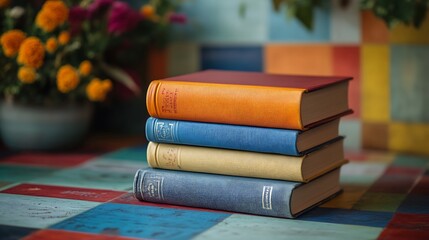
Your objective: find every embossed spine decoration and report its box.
[146,80,160,117]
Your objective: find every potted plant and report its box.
[0,0,185,150]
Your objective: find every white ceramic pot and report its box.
[0,102,92,151]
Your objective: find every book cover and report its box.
[146,70,352,130]
[146,117,340,156]
[133,168,342,218]
[146,139,345,182]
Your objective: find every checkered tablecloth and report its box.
[0,144,428,240]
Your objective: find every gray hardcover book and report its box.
[133,168,342,218]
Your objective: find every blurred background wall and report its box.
[142,0,429,155]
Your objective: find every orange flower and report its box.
[0,30,26,57]
[140,4,154,18]
[43,0,69,24]
[0,0,10,8]
[140,4,159,22]
[17,66,37,84]
[79,60,92,76]
[45,37,57,53]
[57,65,80,93]
[58,31,70,45]
[36,9,58,32]
[17,37,45,69]
[36,0,69,32]
[86,78,112,102]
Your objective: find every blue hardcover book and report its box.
[133,168,341,218]
[146,117,340,156]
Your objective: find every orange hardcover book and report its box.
[147,70,352,130]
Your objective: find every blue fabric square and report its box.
[201,46,263,72]
[51,203,231,239]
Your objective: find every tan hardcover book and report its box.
[147,139,346,182]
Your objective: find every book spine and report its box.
[145,117,300,156]
[133,168,298,218]
[146,80,305,130]
[147,142,305,182]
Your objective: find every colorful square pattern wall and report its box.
[150,0,429,156]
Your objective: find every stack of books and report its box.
[134,70,352,218]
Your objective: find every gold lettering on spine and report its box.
[160,87,178,114]
[159,146,180,169]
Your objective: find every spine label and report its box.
[154,121,176,142]
[262,186,273,210]
[144,175,164,201]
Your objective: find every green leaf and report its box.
[361,0,376,9]
[295,3,314,30]
[361,0,429,29]
[413,2,428,27]
[394,0,415,24]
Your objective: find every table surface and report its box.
[0,138,428,240]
